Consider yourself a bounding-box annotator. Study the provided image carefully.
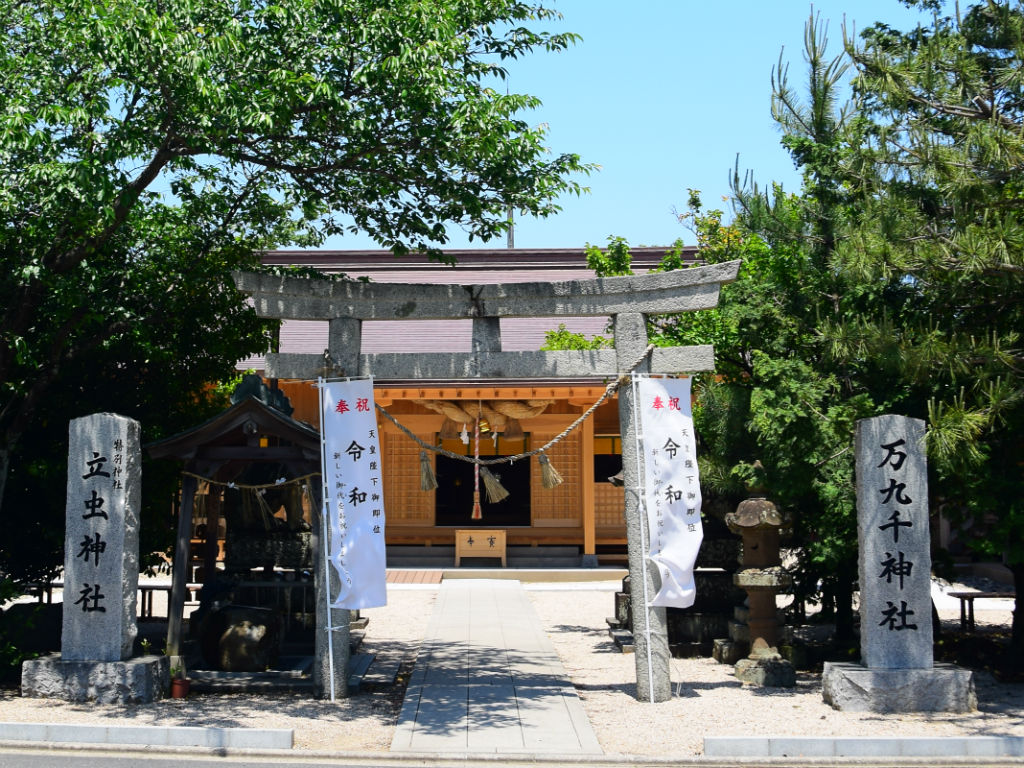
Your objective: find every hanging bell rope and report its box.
[471,414,482,519]
[419,450,438,491]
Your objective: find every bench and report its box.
[25,581,58,604]
[947,590,1015,631]
[454,529,506,566]
[23,581,200,619]
[138,583,202,620]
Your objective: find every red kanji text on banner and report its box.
[319,379,387,609]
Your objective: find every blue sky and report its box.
[331,1,941,252]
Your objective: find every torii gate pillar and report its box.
[615,313,671,701]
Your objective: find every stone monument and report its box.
[22,413,168,703]
[821,414,976,712]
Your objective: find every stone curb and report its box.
[3,725,1023,764]
[704,735,1024,759]
[0,721,292,749]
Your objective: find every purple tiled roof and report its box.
[237,246,697,371]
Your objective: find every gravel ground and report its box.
[1,581,1021,756]
[530,584,1024,757]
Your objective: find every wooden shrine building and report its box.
[146,385,322,660]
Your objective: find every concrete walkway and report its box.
[391,579,602,755]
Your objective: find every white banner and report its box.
[319,379,387,609]
[637,377,703,608]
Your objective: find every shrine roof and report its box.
[145,395,320,462]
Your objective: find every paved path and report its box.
[391,579,602,755]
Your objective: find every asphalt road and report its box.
[1,745,1023,768]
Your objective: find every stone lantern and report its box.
[725,463,795,687]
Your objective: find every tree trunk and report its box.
[1011,562,1024,657]
[0,430,22,522]
[0,445,9,521]
[833,577,856,647]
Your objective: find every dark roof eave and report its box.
[145,396,320,461]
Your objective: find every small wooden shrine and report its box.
[146,377,323,679]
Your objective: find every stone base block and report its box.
[668,641,706,659]
[22,653,169,704]
[728,618,750,643]
[666,611,730,644]
[608,628,634,653]
[712,638,748,665]
[735,655,796,687]
[822,662,976,713]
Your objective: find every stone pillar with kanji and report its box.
[21,413,168,703]
[822,414,975,712]
[61,413,140,661]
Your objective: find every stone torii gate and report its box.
[233,259,739,702]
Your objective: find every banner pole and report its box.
[323,511,336,702]
[317,378,337,703]
[631,374,656,704]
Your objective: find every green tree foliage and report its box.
[708,16,909,640]
[540,324,611,351]
[595,188,909,644]
[841,0,1024,649]
[0,0,589,581]
[666,17,911,642]
[568,15,920,643]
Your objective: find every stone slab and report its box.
[704,735,1024,758]
[711,638,746,665]
[704,736,772,757]
[515,685,603,754]
[466,684,523,751]
[734,655,796,687]
[609,628,634,653]
[392,579,601,755]
[821,661,977,713]
[21,654,168,704]
[405,683,469,751]
[0,721,293,749]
